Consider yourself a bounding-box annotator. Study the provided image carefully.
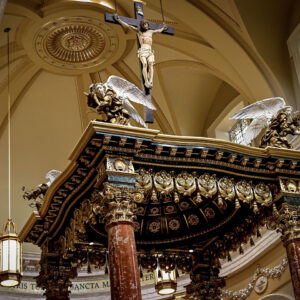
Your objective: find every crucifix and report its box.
[105,0,174,123]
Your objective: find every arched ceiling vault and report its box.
[0,0,287,253]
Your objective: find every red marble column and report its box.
[286,240,300,300]
[108,221,142,300]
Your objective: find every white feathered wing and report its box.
[107,75,155,110]
[122,98,147,128]
[45,170,62,186]
[106,75,156,128]
[230,97,287,145]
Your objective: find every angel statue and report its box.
[230,97,300,149]
[23,170,62,209]
[86,75,155,128]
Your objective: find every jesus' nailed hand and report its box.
[114,14,168,89]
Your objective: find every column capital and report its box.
[101,183,142,230]
[269,201,300,246]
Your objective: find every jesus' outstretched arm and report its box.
[114,14,139,32]
[152,25,168,34]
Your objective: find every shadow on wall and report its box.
[260,294,295,300]
[206,95,247,140]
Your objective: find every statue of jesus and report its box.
[114,14,167,89]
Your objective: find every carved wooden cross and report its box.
[105,0,174,123]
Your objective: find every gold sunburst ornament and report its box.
[0,28,23,288]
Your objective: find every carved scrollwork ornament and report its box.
[268,202,300,245]
[254,183,272,206]
[175,171,196,196]
[235,180,254,204]
[153,170,174,195]
[218,177,235,201]
[136,168,153,191]
[74,209,86,233]
[197,173,217,198]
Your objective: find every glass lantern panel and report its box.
[2,240,8,271]
[170,271,175,281]
[161,271,170,280]
[9,239,17,271]
[154,268,161,283]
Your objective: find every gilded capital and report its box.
[269,202,300,245]
[101,183,142,230]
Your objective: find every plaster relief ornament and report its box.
[175,171,196,196]
[86,75,155,127]
[217,177,235,201]
[235,180,254,204]
[254,183,272,206]
[153,170,174,195]
[230,97,300,148]
[114,15,167,89]
[197,174,217,198]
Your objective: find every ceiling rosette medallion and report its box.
[34,17,118,70]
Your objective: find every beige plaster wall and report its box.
[235,0,295,107]
[225,242,293,299]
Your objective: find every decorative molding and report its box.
[34,17,118,70]
[220,230,281,277]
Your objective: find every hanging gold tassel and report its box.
[151,189,158,202]
[257,228,261,238]
[273,203,279,216]
[218,195,223,207]
[195,192,202,204]
[239,245,244,254]
[253,201,259,214]
[235,198,241,209]
[174,192,179,203]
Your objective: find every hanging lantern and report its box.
[0,220,22,287]
[154,267,177,295]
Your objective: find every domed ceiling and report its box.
[0,0,288,253]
